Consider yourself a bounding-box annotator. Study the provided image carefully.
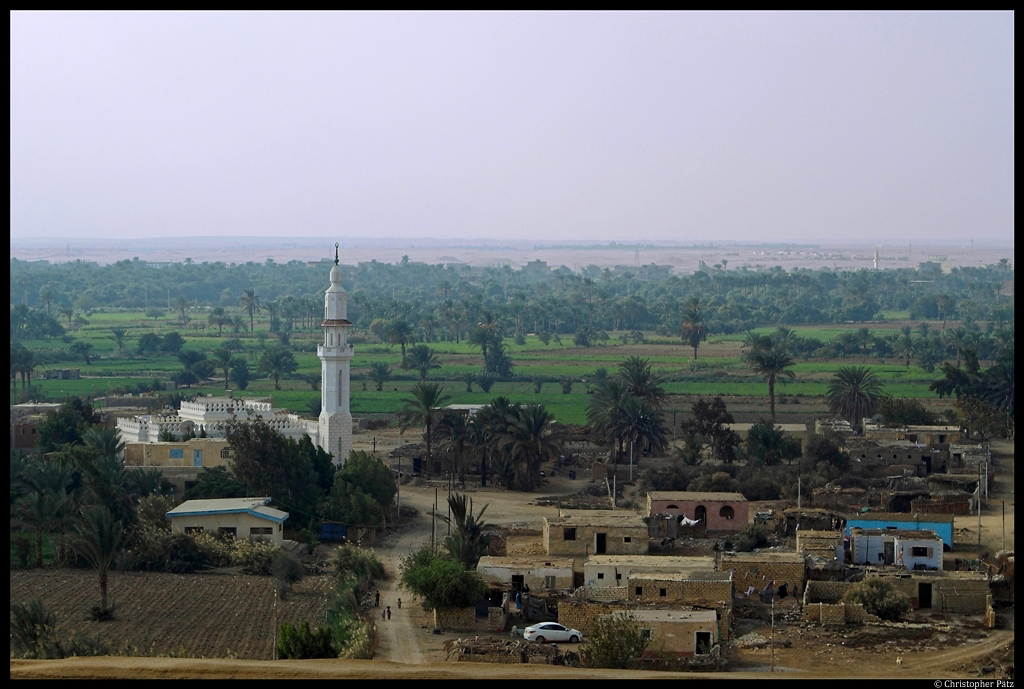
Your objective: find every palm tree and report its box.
[443,492,491,569]
[680,298,710,360]
[942,327,970,368]
[892,330,916,368]
[173,295,190,323]
[109,327,127,356]
[208,307,227,337]
[617,356,667,411]
[60,306,74,329]
[399,383,451,470]
[11,460,76,567]
[403,344,442,381]
[493,403,563,492]
[368,362,391,392]
[70,505,125,617]
[461,372,476,393]
[613,394,669,463]
[745,345,795,422]
[211,346,234,389]
[240,289,263,333]
[437,411,473,485]
[826,366,884,430]
[39,287,55,317]
[388,319,416,359]
[586,378,631,463]
[70,341,93,365]
[257,346,298,390]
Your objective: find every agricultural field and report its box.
[8,569,335,660]
[12,308,955,425]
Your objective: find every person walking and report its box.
[381,608,386,622]
[397,598,402,609]
[386,606,392,620]
[375,590,380,607]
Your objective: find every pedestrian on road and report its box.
[375,590,380,607]
[382,608,386,622]
[397,598,402,609]
[386,606,392,620]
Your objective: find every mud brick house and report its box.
[626,570,734,607]
[543,511,648,557]
[719,552,806,598]
[583,555,716,587]
[861,421,961,447]
[845,512,955,550]
[166,497,288,547]
[866,570,992,617]
[646,491,749,533]
[612,609,720,656]
[849,528,943,570]
[796,530,844,561]
[475,556,575,592]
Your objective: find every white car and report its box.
[523,622,582,644]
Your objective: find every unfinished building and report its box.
[583,554,716,587]
[475,556,575,593]
[542,511,649,557]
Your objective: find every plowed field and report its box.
[9,569,334,659]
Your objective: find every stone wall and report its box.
[804,580,853,605]
[628,577,733,607]
[487,606,507,633]
[436,606,477,631]
[722,557,806,597]
[559,600,730,640]
[910,497,971,515]
[802,602,879,626]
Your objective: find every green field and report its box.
[13,310,952,423]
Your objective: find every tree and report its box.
[403,344,442,381]
[443,493,491,569]
[109,327,127,356]
[399,383,451,471]
[685,396,741,463]
[183,465,248,500]
[745,343,796,422]
[258,346,298,390]
[578,612,652,670]
[617,356,667,411]
[240,288,263,333]
[680,298,710,360]
[368,362,391,392]
[492,403,563,492]
[843,579,910,622]
[136,332,162,355]
[826,366,884,430]
[208,306,228,337]
[876,397,936,426]
[70,505,125,618]
[325,450,397,526]
[211,346,234,390]
[399,545,488,612]
[388,319,415,359]
[69,341,93,365]
[230,357,251,390]
[746,419,801,466]
[11,460,76,567]
[36,398,100,453]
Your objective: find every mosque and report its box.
[116,247,354,465]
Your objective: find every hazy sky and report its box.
[10,11,1014,245]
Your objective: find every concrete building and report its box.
[124,437,232,468]
[861,421,961,446]
[583,555,716,588]
[850,528,943,570]
[317,246,354,466]
[845,512,955,550]
[543,511,649,557]
[475,556,575,592]
[166,497,289,547]
[646,492,749,533]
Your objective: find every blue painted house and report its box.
[845,512,955,551]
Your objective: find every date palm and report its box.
[826,366,884,430]
[257,346,298,390]
[493,403,563,492]
[70,505,125,617]
[212,346,234,389]
[368,362,391,392]
[617,356,666,411]
[399,383,451,469]
[240,289,262,333]
[388,319,415,359]
[745,344,795,422]
[109,327,127,356]
[680,298,710,360]
[403,344,442,381]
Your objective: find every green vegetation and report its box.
[578,612,653,670]
[843,579,911,622]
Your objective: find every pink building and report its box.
[646,491,749,533]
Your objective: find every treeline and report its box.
[11,256,1013,341]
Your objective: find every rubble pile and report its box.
[444,636,578,665]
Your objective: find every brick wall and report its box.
[802,602,877,626]
[804,580,853,605]
[487,606,507,633]
[559,601,731,641]
[628,577,733,607]
[724,559,805,597]
[436,607,477,631]
[910,497,970,515]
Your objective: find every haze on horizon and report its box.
[10,11,1014,247]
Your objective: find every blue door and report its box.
[193,449,202,467]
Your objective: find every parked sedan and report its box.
[523,622,582,644]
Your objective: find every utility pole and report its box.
[977,463,982,549]
[1002,501,1005,553]
[770,594,775,673]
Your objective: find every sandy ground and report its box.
[11,432,1014,678]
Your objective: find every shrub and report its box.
[10,599,111,659]
[332,544,385,595]
[843,579,911,621]
[733,523,769,552]
[276,620,337,659]
[559,377,573,394]
[477,374,495,393]
[230,537,279,575]
[578,612,652,670]
[272,550,305,599]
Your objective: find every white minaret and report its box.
[318,244,353,466]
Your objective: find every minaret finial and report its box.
[334,242,339,266]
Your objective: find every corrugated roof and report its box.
[166,497,289,523]
[847,512,955,524]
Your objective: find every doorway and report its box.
[511,574,524,593]
[695,631,712,655]
[883,541,895,565]
[918,582,932,609]
[695,505,707,524]
[596,533,607,554]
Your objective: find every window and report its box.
[635,586,643,596]
[250,527,273,536]
[623,536,632,543]
[597,572,604,580]
[615,572,621,580]
[184,526,203,534]
[563,528,577,541]
[666,504,678,510]
[544,576,556,589]
[169,448,184,459]
[659,588,667,597]
[220,448,230,459]
[218,527,236,537]
[719,505,735,520]
[911,546,931,557]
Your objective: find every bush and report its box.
[476,374,495,393]
[10,599,112,659]
[733,523,769,552]
[272,550,305,599]
[276,620,337,659]
[843,579,911,621]
[333,544,385,595]
[578,612,652,670]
